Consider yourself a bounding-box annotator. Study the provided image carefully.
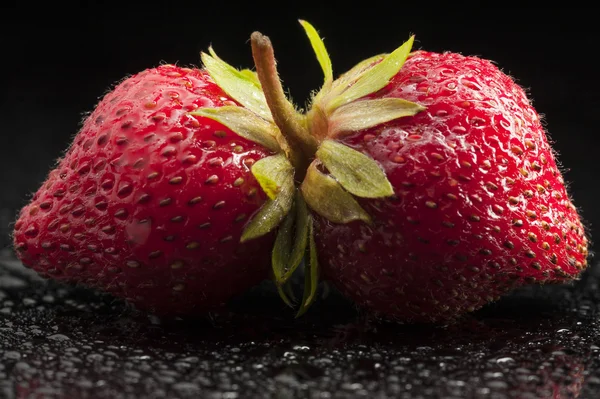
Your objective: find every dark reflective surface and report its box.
[1,249,599,398]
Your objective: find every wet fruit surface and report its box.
[1,250,600,398]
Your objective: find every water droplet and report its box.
[86,353,104,362]
[172,382,200,393]
[3,351,21,360]
[47,334,70,342]
[22,297,36,306]
[486,380,508,389]
[496,357,515,365]
[42,295,55,303]
[292,345,311,352]
[0,275,27,289]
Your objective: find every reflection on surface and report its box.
[1,250,599,398]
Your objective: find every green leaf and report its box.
[190,106,281,153]
[201,48,273,121]
[300,161,372,224]
[299,20,333,88]
[240,154,295,242]
[316,139,394,198]
[325,35,415,113]
[271,192,310,286]
[328,98,425,136]
[296,217,320,317]
[251,153,294,200]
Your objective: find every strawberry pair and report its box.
[12,21,589,323]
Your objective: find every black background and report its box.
[1,2,598,251]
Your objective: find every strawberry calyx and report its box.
[242,22,426,316]
[191,21,428,316]
[190,44,315,314]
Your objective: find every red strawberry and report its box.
[12,59,290,317]
[311,49,589,323]
[247,21,589,322]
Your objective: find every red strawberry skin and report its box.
[316,51,589,323]
[12,65,274,316]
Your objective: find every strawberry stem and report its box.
[250,32,318,179]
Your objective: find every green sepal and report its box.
[296,217,320,318]
[276,280,296,308]
[330,54,385,94]
[238,68,261,86]
[300,161,372,224]
[299,20,333,89]
[269,268,296,308]
[325,35,415,113]
[316,139,394,199]
[250,152,294,200]
[190,106,281,153]
[271,199,295,281]
[285,193,310,283]
[302,22,425,143]
[201,48,273,121]
[283,279,297,303]
[271,192,310,286]
[240,154,295,242]
[328,98,425,137]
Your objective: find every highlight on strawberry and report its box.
[12,20,589,323]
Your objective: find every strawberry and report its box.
[11,56,298,317]
[244,21,590,322]
[310,49,590,323]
